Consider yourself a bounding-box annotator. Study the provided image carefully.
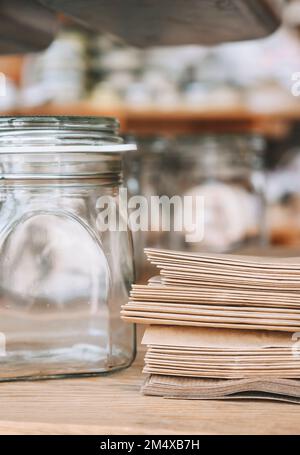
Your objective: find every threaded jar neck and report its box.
[0,116,136,182]
[0,116,122,147]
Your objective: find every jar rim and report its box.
[0,115,120,130]
[0,116,137,153]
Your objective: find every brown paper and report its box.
[142,375,300,403]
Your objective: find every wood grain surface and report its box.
[0,352,300,435]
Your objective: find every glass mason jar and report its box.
[124,136,179,278]
[0,116,136,381]
[170,134,266,253]
[266,145,300,247]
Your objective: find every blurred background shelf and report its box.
[2,23,300,139]
[2,104,300,137]
[122,107,299,137]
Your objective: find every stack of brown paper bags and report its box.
[121,248,300,402]
[142,326,300,379]
[121,249,300,332]
[141,326,300,402]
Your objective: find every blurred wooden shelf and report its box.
[3,103,300,137]
[123,108,294,137]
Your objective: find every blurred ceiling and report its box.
[40,0,283,47]
[0,0,287,54]
[0,0,58,54]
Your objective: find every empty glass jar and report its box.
[171,134,266,253]
[0,116,136,380]
[123,136,179,278]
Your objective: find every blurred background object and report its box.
[0,0,283,55]
[39,0,282,47]
[0,0,58,54]
[170,135,266,253]
[123,136,177,278]
[266,137,300,246]
[20,29,89,107]
[1,25,298,115]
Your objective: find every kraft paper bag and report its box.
[142,326,294,349]
[142,375,300,403]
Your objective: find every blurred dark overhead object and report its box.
[39,0,283,47]
[0,0,58,54]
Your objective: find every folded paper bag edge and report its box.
[142,325,295,349]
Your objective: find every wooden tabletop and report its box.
[0,352,300,435]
